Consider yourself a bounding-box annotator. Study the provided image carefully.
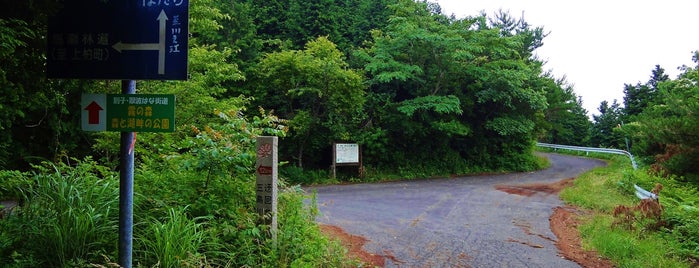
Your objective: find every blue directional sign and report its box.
[47,0,188,80]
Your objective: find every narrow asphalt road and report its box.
[307,153,606,267]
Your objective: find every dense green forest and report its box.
[0,0,590,174]
[2,0,699,266]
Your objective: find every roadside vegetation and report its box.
[3,0,699,266]
[550,150,699,267]
[0,123,359,267]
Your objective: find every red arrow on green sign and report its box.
[85,101,103,124]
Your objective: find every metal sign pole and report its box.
[48,2,188,265]
[119,80,136,268]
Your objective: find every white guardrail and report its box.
[536,142,656,199]
[536,142,637,170]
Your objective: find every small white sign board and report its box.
[332,143,362,179]
[335,143,359,164]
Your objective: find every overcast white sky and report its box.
[433,0,699,116]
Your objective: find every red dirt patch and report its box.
[498,178,615,267]
[318,224,388,267]
[550,206,614,268]
[495,178,575,196]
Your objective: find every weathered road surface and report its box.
[307,153,606,267]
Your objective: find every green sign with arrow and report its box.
[82,93,175,132]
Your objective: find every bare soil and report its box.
[494,177,575,197]
[318,224,386,267]
[550,205,614,268]
[498,178,615,268]
[320,177,615,267]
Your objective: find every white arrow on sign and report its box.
[112,10,167,74]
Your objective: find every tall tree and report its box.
[357,0,548,170]
[0,1,92,169]
[625,53,699,181]
[249,0,393,53]
[255,36,366,168]
[356,0,471,167]
[487,9,547,60]
[623,65,669,118]
[648,64,670,90]
[590,100,625,148]
[206,1,261,76]
[456,9,548,169]
[539,74,592,146]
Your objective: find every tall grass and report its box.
[0,153,361,267]
[579,215,689,268]
[136,206,210,267]
[275,189,360,267]
[560,156,636,212]
[2,158,120,267]
[559,154,694,267]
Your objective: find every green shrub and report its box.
[620,168,699,259]
[131,136,354,266]
[0,104,357,267]
[0,170,31,200]
[276,189,359,267]
[281,165,333,185]
[561,152,699,265]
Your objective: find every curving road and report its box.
[307,153,606,267]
